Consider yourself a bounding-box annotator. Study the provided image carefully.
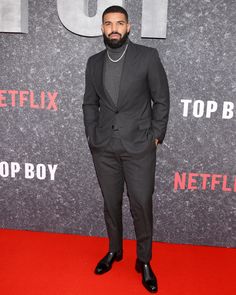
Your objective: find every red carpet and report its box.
[0,229,235,294]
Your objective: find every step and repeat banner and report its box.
[0,0,235,247]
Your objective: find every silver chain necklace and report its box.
[107,44,129,63]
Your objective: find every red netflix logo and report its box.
[0,90,58,111]
[174,172,236,192]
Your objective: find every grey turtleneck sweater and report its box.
[103,38,129,106]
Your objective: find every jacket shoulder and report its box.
[87,49,105,64]
[129,41,160,62]
[131,41,158,54]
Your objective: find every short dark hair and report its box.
[102,5,129,23]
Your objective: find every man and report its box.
[83,5,169,293]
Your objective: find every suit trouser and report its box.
[91,134,157,263]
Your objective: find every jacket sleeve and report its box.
[82,57,100,140]
[147,48,170,144]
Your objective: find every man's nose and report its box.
[111,24,118,32]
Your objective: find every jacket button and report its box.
[115,110,119,114]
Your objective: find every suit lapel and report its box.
[116,40,137,108]
[93,50,117,110]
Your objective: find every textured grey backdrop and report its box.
[0,0,235,247]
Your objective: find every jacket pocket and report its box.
[138,118,151,130]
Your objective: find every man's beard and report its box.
[103,31,130,49]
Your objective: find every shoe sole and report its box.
[135,262,142,273]
[115,255,123,262]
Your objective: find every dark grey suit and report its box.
[83,40,169,263]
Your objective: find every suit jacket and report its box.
[82,40,170,153]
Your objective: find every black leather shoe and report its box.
[94,251,123,275]
[135,259,158,293]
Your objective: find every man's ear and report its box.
[127,22,131,33]
[101,25,104,34]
